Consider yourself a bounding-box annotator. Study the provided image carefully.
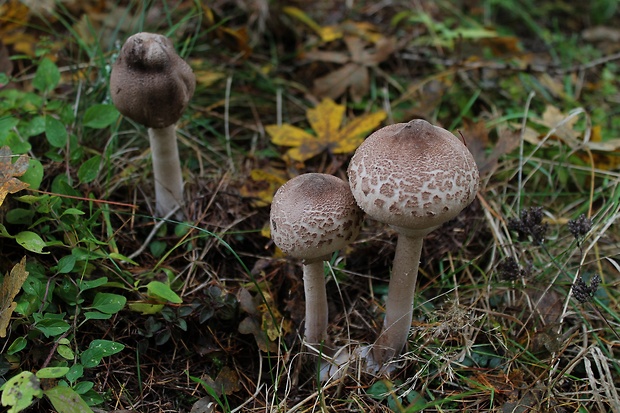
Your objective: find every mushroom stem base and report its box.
[148,126,184,219]
[373,234,424,365]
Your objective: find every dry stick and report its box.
[224,75,235,173]
[40,330,70,370]
[126,205,181,260]
[230,349,264,413]
[399,50,620,75]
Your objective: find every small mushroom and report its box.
[348,119,480,366]
[270,173,363,353]
[110,32,195,219]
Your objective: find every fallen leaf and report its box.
[523,107,620,170]
[238,167,288,207]
[238,317,278,353]
[267,98,386,162]
[0,1,33,57]
[282,6,342,42]
[461,118,520,176]
[535,105,581,144]
[192,67,226,88]
[200,366,241,397]
[201,4,252,57]
[480,35,522,57]
[237,288,291,352]
[0,256,29,337]
[309,35,396,102]
[537,73,567,99]
[579,125,620,170]
[190,397,215,413]
[582,26,620,43]
[0,146,30,208]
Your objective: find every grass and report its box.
[0,0,619,412]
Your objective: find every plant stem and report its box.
[148,125,184,219]
[374,234,424,365]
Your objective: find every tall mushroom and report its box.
[110,32,195,219]
[348,119,480,366]
[270,173,363,354]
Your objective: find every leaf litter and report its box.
[0,146,29,208]
[266,98,386,162]
[0,256,28,338]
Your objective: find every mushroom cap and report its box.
[270,173,363,262]
[110,32,196,129]
[347,119,480,235]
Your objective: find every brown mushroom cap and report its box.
[110,32,196,129]
[348,119,480,234]
[270,173,363,262]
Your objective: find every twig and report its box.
[400,50,620,75]
[126,205,182,260]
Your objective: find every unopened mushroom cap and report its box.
[348,119,480,234]
[270,173,363,262]
[110,32,196,129]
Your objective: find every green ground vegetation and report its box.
[0,0,620,412]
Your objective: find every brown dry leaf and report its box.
[537,105,581,143]
[237,288,288,353]
[238,317,278,353]
[201,4,252,57]
[527,107,620,170]
[460,118,489,170]
[0,0,37,57]
[0,146,30,208]
[537,73,568,99]
[582,26,620,43]
[200,366,241,397]
[461,118,520,175]
[395,76,452,117]
[266,98,386,162]
[480,35,521,57]
[309,34,396,102]
[582,25,620,52]
[0,256,29,338]
[580,125,620,170]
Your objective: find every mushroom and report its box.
[347,119,480,366]
[110,32,195,219]
[270,173,363,353]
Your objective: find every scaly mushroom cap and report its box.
[348,119,480,234]
[270,173,363,262]
[110,32,196,129]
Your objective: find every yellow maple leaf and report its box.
[0,256,29,338]
[0,146,30,208]
[266,98,386,162]
[239,167,288,207]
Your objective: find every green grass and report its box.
[0,0,619,412]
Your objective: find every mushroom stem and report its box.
[148,126,184,219]
[374,234,424,364]
[302,258,334,356]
